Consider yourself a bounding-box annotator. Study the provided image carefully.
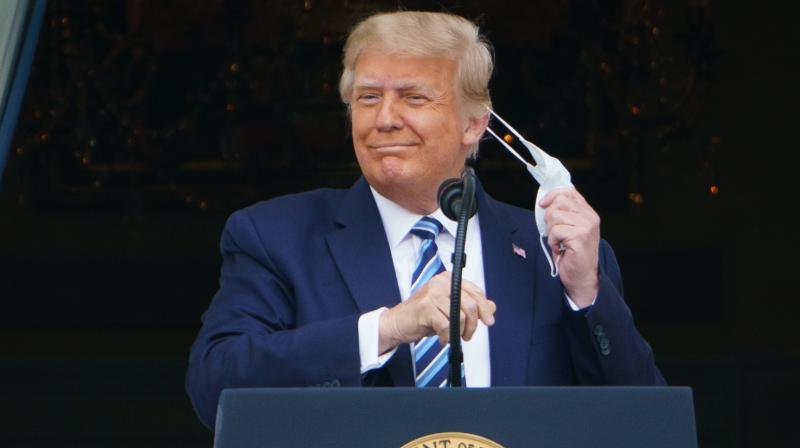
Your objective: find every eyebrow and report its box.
[353,78,425,91]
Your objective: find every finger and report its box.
[460,279,495,326]
[431,291,454,318]
[437,327,449,346]
[459,285,480,313]
[461,282,489,334]
[426,275,479,340]
[548,224,574,254]
[545,210,575,255]
[461,279,493,314]
[538,187,576,208]
[478,299,496,326]
[549,191,595,221]
[551,210,599,242]
[538,188,566,208]
[547,193,585,214]
[431,312,451,345]
[460,278,486,297]
[545,208,580,229]
[460,290,479,323]
[461,300,478,341]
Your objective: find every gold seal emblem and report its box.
[401,432,504,448]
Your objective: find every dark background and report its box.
[1,0,798,446]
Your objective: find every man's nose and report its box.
[375,96,403,131]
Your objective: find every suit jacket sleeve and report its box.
[563,240,667,386]
[185,209,363,429]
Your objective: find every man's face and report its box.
[349,49,483,213]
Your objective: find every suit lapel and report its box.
[325,177,414,386]
[478,187,535,386]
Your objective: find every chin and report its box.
[370,157,409,183]
[364,164,414,193]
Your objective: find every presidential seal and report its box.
[401,432,504,448]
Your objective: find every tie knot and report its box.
[410,216,443,241]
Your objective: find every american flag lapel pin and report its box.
[512,243,526,259]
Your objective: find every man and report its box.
[186,11,665,429]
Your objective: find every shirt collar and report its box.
[369,187,457,247]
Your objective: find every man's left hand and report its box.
[539,188,600,308]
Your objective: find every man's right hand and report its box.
[378,272,496,354]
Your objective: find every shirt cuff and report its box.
[358,307,398,374]
[564,292,597,311]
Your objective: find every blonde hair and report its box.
[339,11,494,118]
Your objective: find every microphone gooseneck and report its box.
[436,166,478,387]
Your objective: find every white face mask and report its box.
[485,108,574,277]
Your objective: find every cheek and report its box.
[350,121,364,141]
[350,110,372,138]
[424,122,463,159]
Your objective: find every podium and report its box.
[213,387,697,447]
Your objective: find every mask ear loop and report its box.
[485,127,534,168]
[540,237,562,278]
[486,108,548,167]
[485,109,563,278]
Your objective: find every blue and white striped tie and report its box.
[410,216,463,387]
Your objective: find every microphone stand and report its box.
[447,167,477,387]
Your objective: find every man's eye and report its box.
[357,94,380,104]
[406,95,427,104]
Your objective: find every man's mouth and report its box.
[368,143,418,152]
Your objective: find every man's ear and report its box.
[462,112,490,146]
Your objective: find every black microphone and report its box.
[437,169,478,221]
[436,166,478,387]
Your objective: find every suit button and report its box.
[599,337,611,356]
[593,325,605,337]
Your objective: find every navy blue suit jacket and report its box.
[186,177,665,429]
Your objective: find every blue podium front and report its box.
[213,387,697,448]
